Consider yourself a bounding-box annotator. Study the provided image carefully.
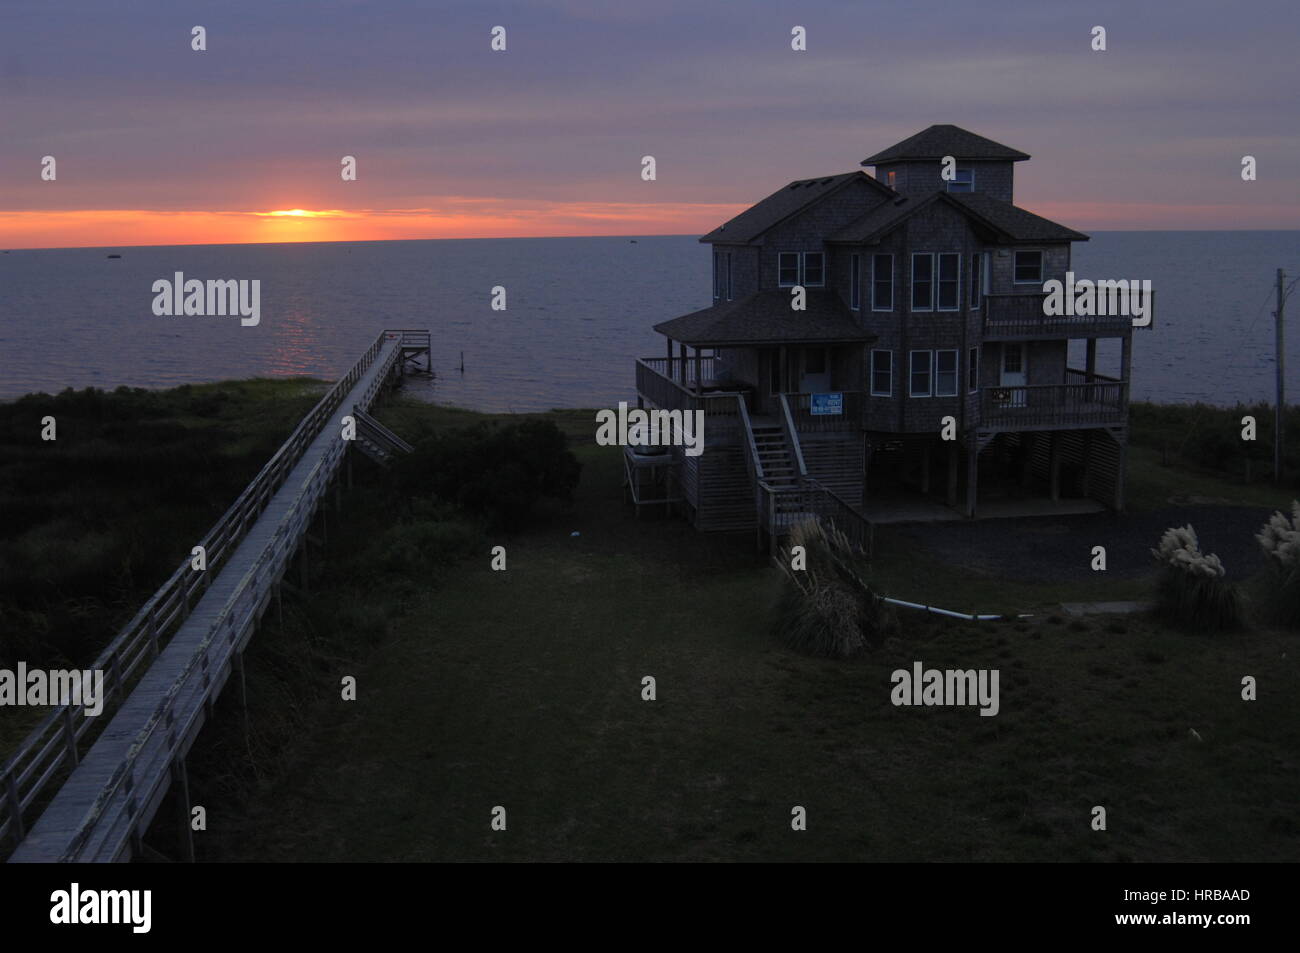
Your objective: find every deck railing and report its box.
[980,380,1127,428]
[1,329,419,858]
[635,357,748,428]
[637,355,718,389]
[801,478,874,555]
[983,291,1149,338]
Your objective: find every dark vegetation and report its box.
[0,380,322,674]
[393,418,582,532]
[1130,400,1300,488]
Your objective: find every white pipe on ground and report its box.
[881,597,1030,621]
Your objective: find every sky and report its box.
[2,0,1298,249]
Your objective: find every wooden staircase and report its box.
[352,407,414,466]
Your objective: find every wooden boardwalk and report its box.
[4,329,428,862]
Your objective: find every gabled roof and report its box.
[946,192,1088,242]
[828,190,1088,245]
[861,124,1030,165]
[699,171,893,244]
[654,289,876,347]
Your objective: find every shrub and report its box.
[1150,525,1241,632]
[773,519,894,658]
[1255,502,1300,628]
[394,419,581,532]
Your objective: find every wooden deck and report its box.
[4,329,426,863]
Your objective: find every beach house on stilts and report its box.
[632,125,1144,549]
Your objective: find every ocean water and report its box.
[0,232,1296,411]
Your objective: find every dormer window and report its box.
[946,167,974,193]
[777,251,825,287]
[887,170,897,188]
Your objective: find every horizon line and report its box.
[7,226,1300,253]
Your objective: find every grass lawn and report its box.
[192,399,1300,862]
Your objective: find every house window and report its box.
[911,253,934,311]
[909,350,932,397]
[714,252,733,301]
[937,253,960,310]
[887,170,897,189]
[968,347,979,393]
[935,350,958,396]
[778,252,800,287]
[946,168,974,193]
[872,254,893,311]
[969,252,981,308]
[802,252,825,287]
[871,349,893,397]
[1014,250,1043,284]
[850,254,861,310]
[778,251,824,287]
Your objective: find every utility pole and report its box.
[1276,268,1287,484]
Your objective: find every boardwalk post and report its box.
[147,606,160,657]
[171,758,196,863]
[109,649,124,706]
[61,705,80,767]
[234,649,248,719]
[3,770,23,845]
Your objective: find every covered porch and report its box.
[643,287,874,422]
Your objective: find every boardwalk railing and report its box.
[1,329,423,857]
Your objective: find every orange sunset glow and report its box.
[0,201,751,250]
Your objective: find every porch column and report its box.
[666,336,673,375]
[1049,432,1062,501]
[678,342,688,385]
[1114,437,1128,512]
[1082,431,1093,497]
[1119,334,1133,410]
[1021,434,1035,488]
[1085,339,1097,382]
[694,347,703,396]
[965,436,979,518]
[947,440,959,507]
